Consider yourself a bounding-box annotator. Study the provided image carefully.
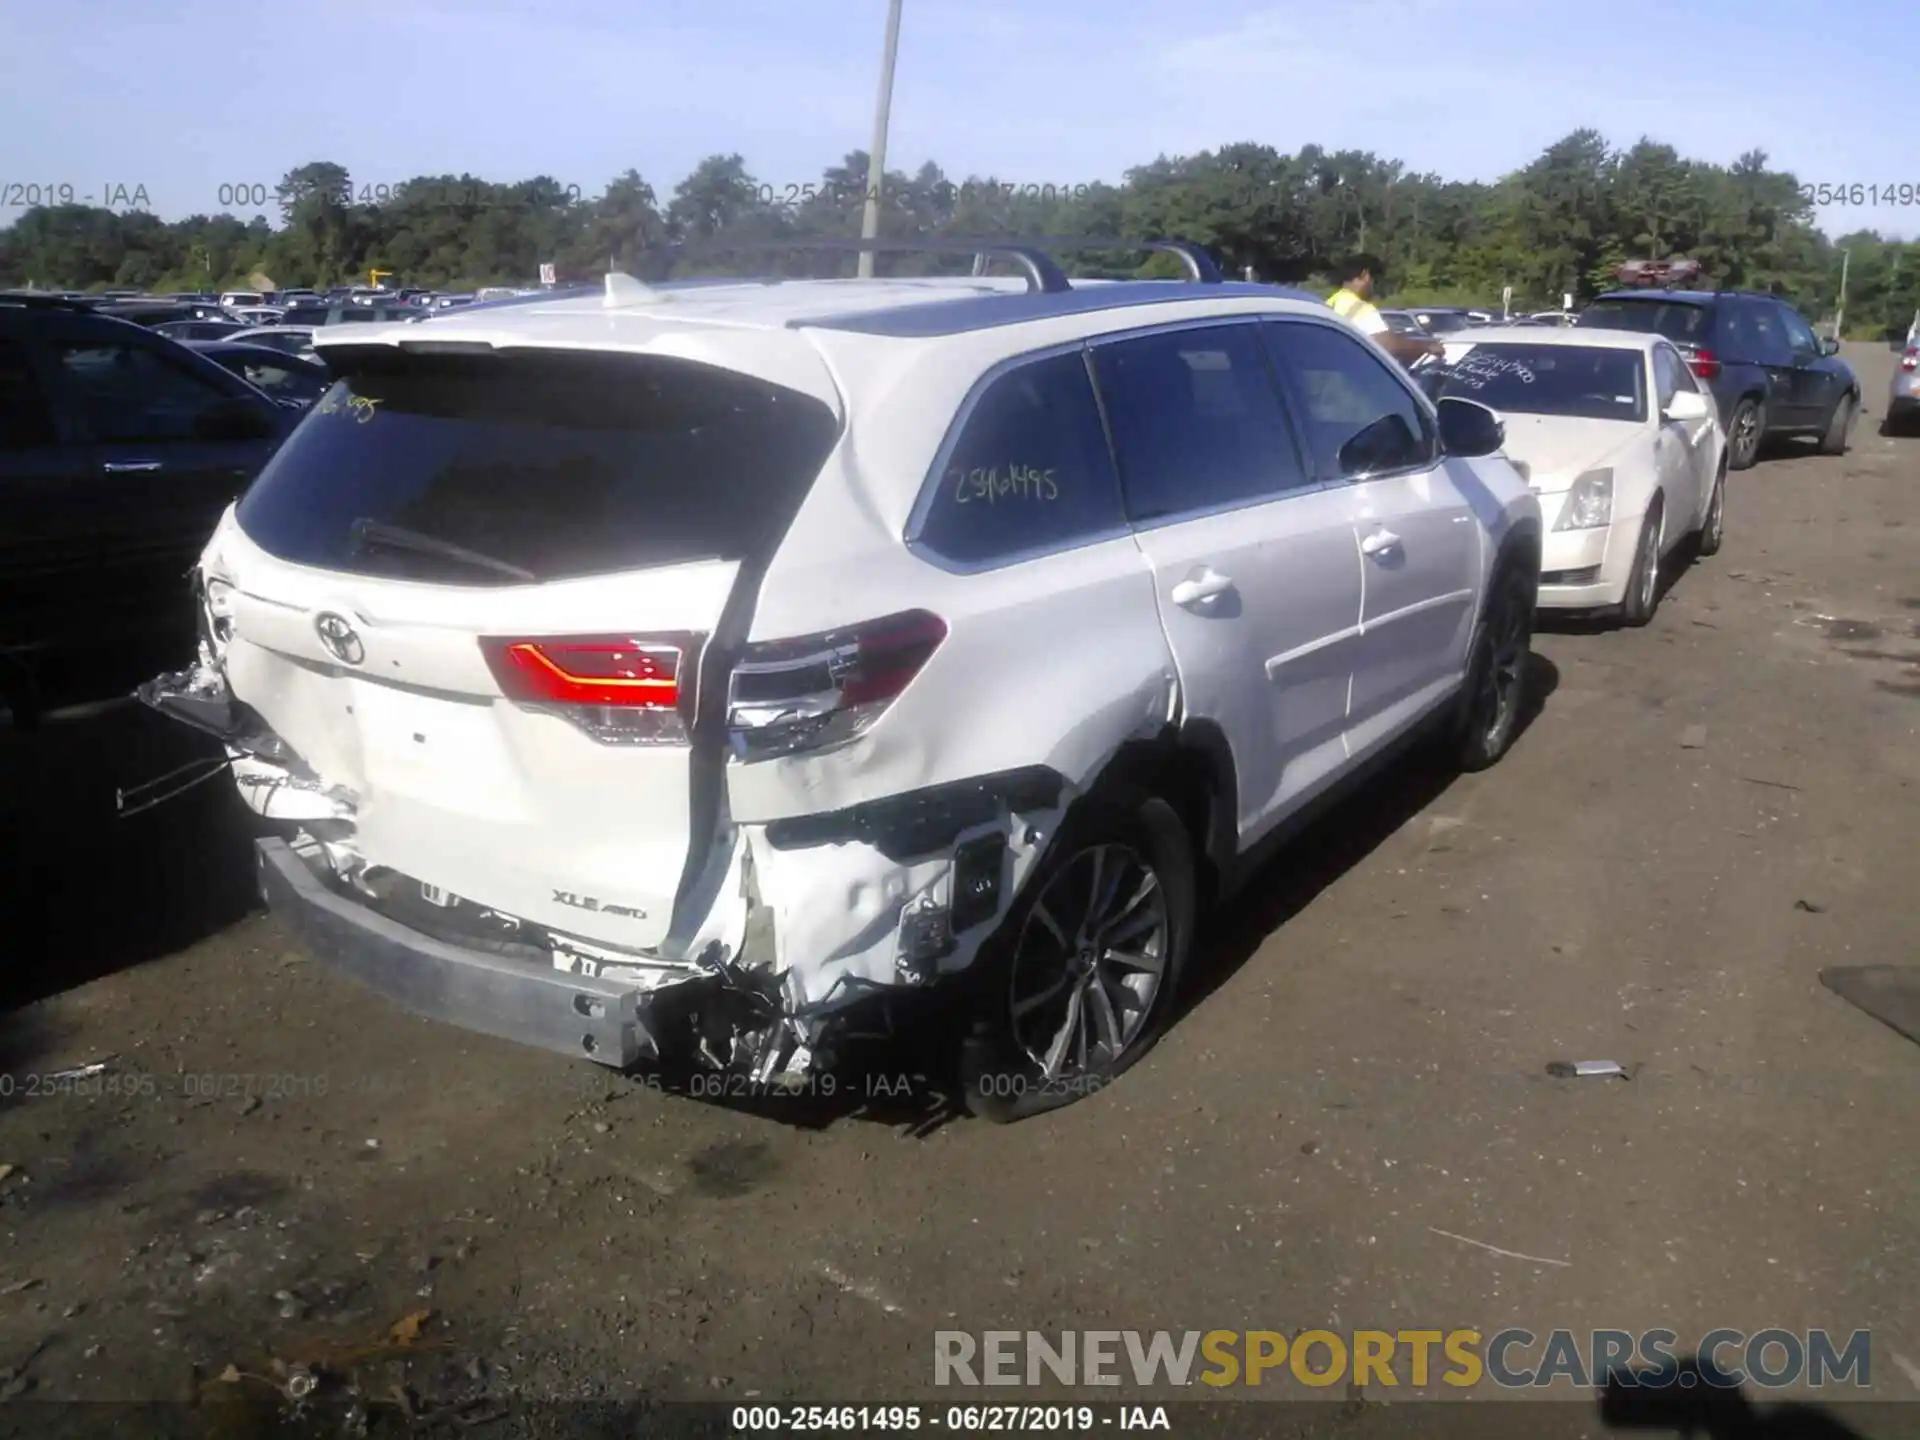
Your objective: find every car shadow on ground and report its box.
[1532,546,1708,636]
[0,694,263,1034]
[1595,1356,1872,1439]
[1180,651,1559,1020]
[678,652,1561,1137]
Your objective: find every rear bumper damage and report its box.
[142,659,1069,1083]
[258,835,659,1066]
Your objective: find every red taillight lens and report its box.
[480,634,698,745]
[1686,348,1721,381]
[1902,348,1917,372]
[728,610,946,759]
[488,639,680,707]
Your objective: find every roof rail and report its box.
[1027,238,1225,283]
[665,238,1075,295]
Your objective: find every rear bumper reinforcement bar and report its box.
[256,837,655,1067]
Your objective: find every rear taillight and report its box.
[728,610,946,760]
[1685,347,1721,381]
[480,634,698,745]
[1902,348,1917,372]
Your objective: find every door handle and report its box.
[1170,568,1234,607]
[102,460,164,473]
[1359,529,1402,558]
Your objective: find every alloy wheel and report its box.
[1473,582,1530,751]
[1637,510,1662,612]
[1008,844,1170,1083]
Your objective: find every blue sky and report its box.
[3,0,1915,239]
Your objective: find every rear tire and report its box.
[1452,557,1535,773]
[956,791,1195,1124]
[1818,393,1856,455]
[1726,398,1764,470]
[1620,497,1665,628]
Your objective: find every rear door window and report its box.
[235,350,841,585]
[913,349,1125,566]
[1745,301,1792,366]
[1090,322,1313,521]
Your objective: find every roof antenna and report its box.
[604,271,660,307]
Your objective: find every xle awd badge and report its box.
[313,611,365,666]
[552,890,647,921]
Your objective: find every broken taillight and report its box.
[480,634,698,745]
[727,610,946,760]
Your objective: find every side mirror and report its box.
[1663,390,1711,422]
[1820,335,1841,357]
[194,397,277,442]
[1435,396,1504,458]
[1337,412,1423,475]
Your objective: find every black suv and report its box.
[0,297,296,724]
[1576,289,1860,469]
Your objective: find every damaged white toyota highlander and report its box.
[141,241,1542,1121]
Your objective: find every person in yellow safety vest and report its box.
[1327,252,1441,369]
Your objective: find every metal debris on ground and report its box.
[42,1057,113,1082]
[1546,1059,1631,1079]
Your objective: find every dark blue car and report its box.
[1575,289,1860,469]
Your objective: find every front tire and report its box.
[1620,497,1665,628]
[1695,462,1726,558]
[1452,557,1535,773]
[1818,393,1856,455]
[1726,398,1764,470]
[957,792,1195,1124]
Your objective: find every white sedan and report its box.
[1421,327,1727,624]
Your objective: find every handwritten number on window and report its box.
[949,462,1059,504]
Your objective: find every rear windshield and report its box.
[235,349,841,585]
[1577,299,1712,345]
[1433,343,1647,423]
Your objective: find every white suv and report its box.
[142,242,1542,1122]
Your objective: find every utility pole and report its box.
[1835,248,1850,340]
[857,0,904,280]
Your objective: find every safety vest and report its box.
[1328,287,1367,319]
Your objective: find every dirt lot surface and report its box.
[2,344,1917,1437]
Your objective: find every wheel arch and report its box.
[1086,720,1236,904]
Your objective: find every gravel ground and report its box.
[1,344,1916,1437]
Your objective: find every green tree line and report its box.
[4,132,1917,337]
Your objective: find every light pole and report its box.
[857,0,904,279]
[1835,248,1850,341]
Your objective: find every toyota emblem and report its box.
[314,611,365,666]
